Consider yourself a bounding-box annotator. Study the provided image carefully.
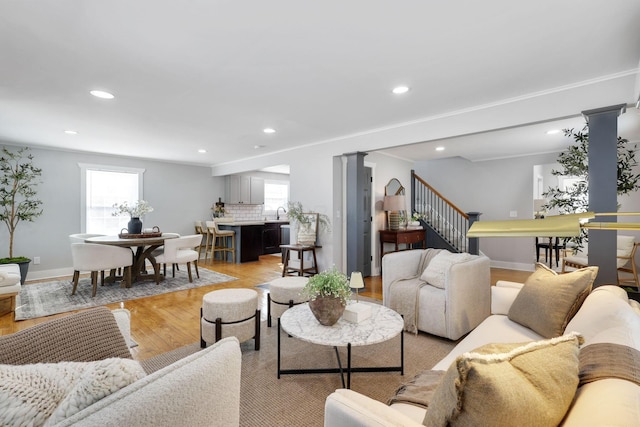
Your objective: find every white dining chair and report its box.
[70,243,133,297]
[154,234,202,283]
[69,233,105,244]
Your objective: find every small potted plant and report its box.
[302,266,351,326]
[0,146,43,284]
[112,200,154,234]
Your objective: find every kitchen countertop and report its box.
[217,220,289,226]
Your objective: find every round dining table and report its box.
[85,234,178,284]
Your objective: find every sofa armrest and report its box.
[443,255,491,340]
[382,250,425,306]
[495,280,524,289]
[54,337,242,427]
[324,389,423,427]
[0,306,132,364]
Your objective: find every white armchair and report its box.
[562,235,639,288]
[382,249,491,340]
[154,234,202,283]
[70,243,133,297]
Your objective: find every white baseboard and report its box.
[25,267,74,282]
[489,260,535,272]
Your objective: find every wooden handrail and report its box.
[412,172,468,219]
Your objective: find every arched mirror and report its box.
[384,178,405,196]
[383,178,406,230]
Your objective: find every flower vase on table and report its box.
[112,200,154,235]
[127,217,143,234]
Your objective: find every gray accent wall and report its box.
[414,151,640,271]
[0,144,222,280]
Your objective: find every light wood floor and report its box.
[0,255,532,360]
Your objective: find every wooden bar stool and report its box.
[280,244,318,277]
[194,221,207,260]
[209,219,235,263]
[203,221,215,262]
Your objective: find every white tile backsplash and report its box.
[224,204,264,221]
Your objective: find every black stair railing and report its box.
[411,171,479,254]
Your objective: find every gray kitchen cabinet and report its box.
[226,175,264,204]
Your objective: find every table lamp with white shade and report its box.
[343,271,372,323]
[383,195,406,230]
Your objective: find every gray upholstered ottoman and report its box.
[267,276,309,327]
[200,288,260,350]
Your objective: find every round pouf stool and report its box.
[200,288,260,350]
[267,276,309,327]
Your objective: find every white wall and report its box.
[365,152,414,275]
[0,144,222,280]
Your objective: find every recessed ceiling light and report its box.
[64,130,78,135]
[263,128,276,134]
[435,146,445,151]
[254,145,266,149]
[90,90,115,99]
[198,149,207,154]
[546,129,561,135]
[392,86,410,94]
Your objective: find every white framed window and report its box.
[79,163,145,234]
[263,180,289,215]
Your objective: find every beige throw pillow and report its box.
[423,333,583,427]
[507,263,597,338]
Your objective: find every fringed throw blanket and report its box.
[387,369,446,408]
[387,249,444,334]
[579,343,640,387]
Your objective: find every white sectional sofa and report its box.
[325,267,640,426]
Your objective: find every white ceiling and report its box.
[1,1,639,169]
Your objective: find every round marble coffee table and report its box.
[278,301,404,388]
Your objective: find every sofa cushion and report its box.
[0,358,145,426]
[0,268,21,288]
[507,263,597,338]
[422,333,582,427]
[419,251,474,289]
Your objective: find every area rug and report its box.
[165,321,456,426]
[15,268,237,321]
[238,320,456,426]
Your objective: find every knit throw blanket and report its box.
[0,358,145,427]
[579,343,640,387]
[387,249,444,334]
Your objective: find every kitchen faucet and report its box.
[276,206,287,220]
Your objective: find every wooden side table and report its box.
[280,244,319,277]
[379,229,426,264]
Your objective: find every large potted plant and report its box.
[286,201,331,245]
[302,266,351,326]
[0,146,43,284]
[542,126,640,250]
